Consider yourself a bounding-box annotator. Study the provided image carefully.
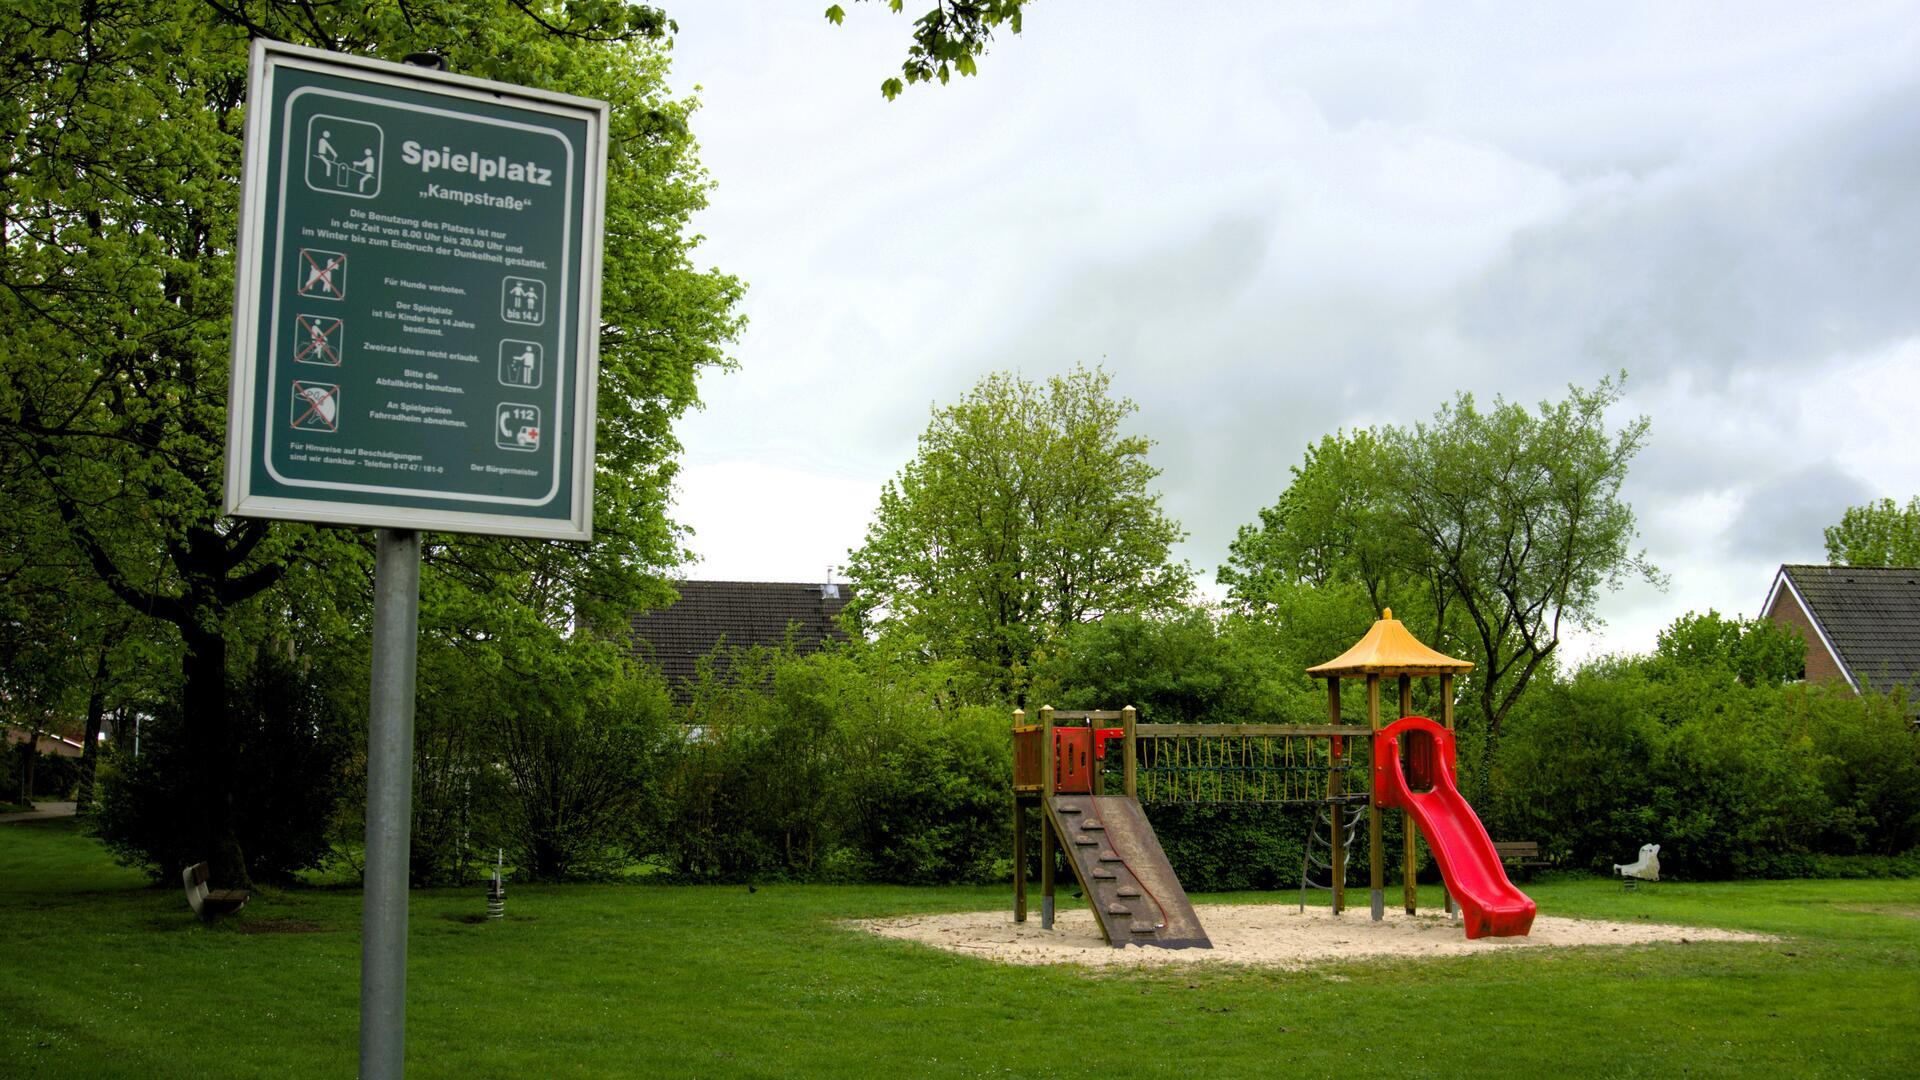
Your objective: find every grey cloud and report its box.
[1724,463,1874,560]
[1455,83,1920,385]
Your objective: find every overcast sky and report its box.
[657,1,1920,660]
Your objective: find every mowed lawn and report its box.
[5,819,1919,1078]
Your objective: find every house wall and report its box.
[1765,586,1851,688]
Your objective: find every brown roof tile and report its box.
[1779,564,1920,700]
[626,580,854,695]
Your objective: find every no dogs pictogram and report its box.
[297,248,348,299]
[294,314,344,366]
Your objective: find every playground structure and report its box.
[1012,609,1534,944]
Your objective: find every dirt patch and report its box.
[236,918,325,935]
[853,904,1773,969]
[1835,904,1920,919]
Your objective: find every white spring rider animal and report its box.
[1613,843,1660,881]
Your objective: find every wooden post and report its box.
[1012,708,1026,923]
[1122,705,1137,799]
[1040,705,1056,929]
[1367,673,1383,922]
[1326,677,1344,915]
[1400,673,1416,915]
[1441,674,1456,918]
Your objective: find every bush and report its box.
[653,646,1010,884]
[8,743,82,800]
[1494,656,1920,879]
[91,653,352,884]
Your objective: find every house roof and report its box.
[626,580,854,692]
[1768,564,1920,697]
[1306,608,1475,677]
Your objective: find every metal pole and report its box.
[362,528,421,1079]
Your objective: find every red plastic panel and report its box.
[1054,727,1093,793]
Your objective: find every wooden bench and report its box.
[1493,841,1551,882]
[182,862,249,921]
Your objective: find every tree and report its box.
[845,365,1190,701]
[1824,496,1920,567]
[1,1,741,886]
[1223,378,1661,787]
[1391,379,1661,747]
[1653,609,1806,687]
[824,1,1034,99]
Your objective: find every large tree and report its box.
[1824,496,1920,567]
[0,0,741,886]
[845,365,1189,701]
[1224,378,1660,781]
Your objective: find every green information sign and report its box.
[226,42,606,539]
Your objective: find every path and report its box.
[0,801,77,824]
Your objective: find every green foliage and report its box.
[1495,658,1920,878]
[846,365,1190,703]
[825,0,1034,99]
[1824,495,1920,567]
[0,0,742,882]
[654,645,1009,884]
[1224,377,1660,775]
[89,653,352,884]
[1654,609,1807,686]
[1030,608,1319,725]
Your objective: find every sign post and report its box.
[226,41,606,1078]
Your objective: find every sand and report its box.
[852,904,1773,969]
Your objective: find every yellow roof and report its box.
[1306,609,1474,677]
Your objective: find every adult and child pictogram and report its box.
[502,276,545,326]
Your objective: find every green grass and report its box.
[5,819,1918,1078]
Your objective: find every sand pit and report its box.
[854,904,1772,969]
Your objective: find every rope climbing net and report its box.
[1133,728,1371,806]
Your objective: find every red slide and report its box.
[1374,716,1535,939]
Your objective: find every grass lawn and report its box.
[5,818,1919,1078]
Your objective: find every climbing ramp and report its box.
[1047,794,1211,949]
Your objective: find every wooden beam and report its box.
[1367,673,1383,921]
[1133,723,1370,738]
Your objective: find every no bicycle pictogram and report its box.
[294,314,344,366]
[291,381,341,432]
[297,248,347,299]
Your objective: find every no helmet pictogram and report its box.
[291,381,341,432]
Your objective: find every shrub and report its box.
[90,653,351,884]
[1494,656,1920,879]
[653,646,1010,884]
[8,744,82,800]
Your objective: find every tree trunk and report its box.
[17,727,37,806]
[77,644,110,813]
[182,624,249,889]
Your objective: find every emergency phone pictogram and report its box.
[496,403,540,452]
